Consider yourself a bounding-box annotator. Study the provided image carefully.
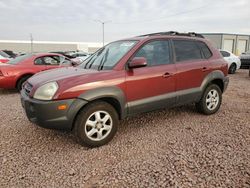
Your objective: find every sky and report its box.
[0,0,249,43]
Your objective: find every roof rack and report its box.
[137,31,204,38]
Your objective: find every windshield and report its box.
[81,40,138,70]
[7,54,33,65]
[0,51,10,58]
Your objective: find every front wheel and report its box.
[73,101,118,148]
[196,84,222,115]
[16,75,32,91]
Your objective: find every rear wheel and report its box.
[228,63,236,74]
[196,84,222,115]
[16,75,32,91]
[73,101,118,148]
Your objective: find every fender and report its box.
[200,70,226,92]
[77,86,127,119]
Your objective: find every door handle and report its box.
[202,67,209,72]
[163,72,172,78]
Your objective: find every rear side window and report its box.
[173,40,202,62]
[197,41,212,59]
[34,57,44,65]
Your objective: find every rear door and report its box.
[172,39,212,104]
[125,40,177,115]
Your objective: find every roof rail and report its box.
[137,31,204,38]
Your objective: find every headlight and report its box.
[33,82,58,100]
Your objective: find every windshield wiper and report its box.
[98,49,109,71]
[85,47,105,69]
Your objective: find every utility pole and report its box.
[30,33,33,53]
[94,20,111,46]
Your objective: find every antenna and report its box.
[93,20,111,46]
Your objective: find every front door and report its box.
[125,40,177,115]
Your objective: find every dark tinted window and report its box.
[220,51,230,57]
[173,40,202,62]
[197,41,212,59]
[34,57,44,65]
[134,40,171,66]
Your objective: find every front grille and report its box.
[23,82,33,95]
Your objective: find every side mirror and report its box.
[128,57,147,69]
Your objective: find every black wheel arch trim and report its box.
[200,70,228,93]
[77,86,127,119]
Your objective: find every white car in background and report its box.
[66,51,90,62]
[219,50,241,74]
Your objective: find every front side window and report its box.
[220,51,230,57]
[173,40,202,62]
[82,40,138,70]
[134,40,171,66]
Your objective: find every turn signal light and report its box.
[58,105,67,110]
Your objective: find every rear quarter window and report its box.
[196,41,213,59]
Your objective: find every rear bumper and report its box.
[223,76,229,92]
[20,90,88,130]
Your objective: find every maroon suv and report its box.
[21,32,229,147]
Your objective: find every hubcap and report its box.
[206,89,219,111]
[84,111,113,141]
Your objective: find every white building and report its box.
[202,33,250,55]
[0,40,103,53]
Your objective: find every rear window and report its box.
[173,40,202,62]
[7,54,33,65]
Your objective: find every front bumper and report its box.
[20,90,88,130]
[223,76,229,92]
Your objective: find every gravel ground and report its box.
[1,70,250,188]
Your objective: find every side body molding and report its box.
[78,86,127,119]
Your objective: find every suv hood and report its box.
[28,67,98,87]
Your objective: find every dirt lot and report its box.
[0,70,250,188]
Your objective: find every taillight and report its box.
[0,59,9,63]
[0,70,3,76]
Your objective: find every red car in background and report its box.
[0,53,76,91]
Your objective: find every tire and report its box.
[73,101,119,148]
[228,63,236,74]
[195,84,222,115]
[16,75,32,91]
